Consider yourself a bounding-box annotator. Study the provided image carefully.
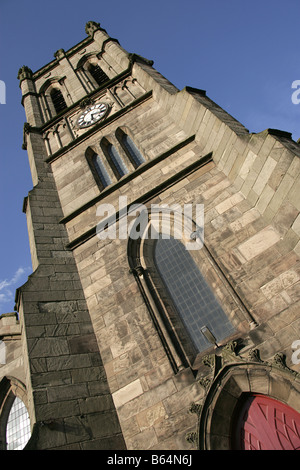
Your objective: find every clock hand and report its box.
[91,112,101,120]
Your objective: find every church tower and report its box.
[0,21,299,450]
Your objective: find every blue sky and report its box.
[0,0,299,314]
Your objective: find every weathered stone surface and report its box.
[1,20,299,452]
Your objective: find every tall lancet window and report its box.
[50,88,67,114]
[118,131,145,168]
[154,236,235,353]
[93,154,112,189]
[88,64,109,87]
[102,140,129,179]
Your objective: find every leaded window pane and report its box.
[154,236,234,353]
[6,397,31,450]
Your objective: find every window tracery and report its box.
[0,377,31,450]
[127,210,249,370]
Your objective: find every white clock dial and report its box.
[77,103,108,128]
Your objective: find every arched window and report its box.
[101,140,129,179]
[92,153,112,189]
[106,143,129,178]
[88,63,109,87]
[154,236,235,354]
[50,88,67,114]
[0,378,31,450]
[6,396,31,450]
[128,218,239,371]
[118,131,145,168]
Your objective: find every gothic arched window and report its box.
[92,153,112,189]
[88,63,109,87]
[50,88,67,114]
[118,131,145,168]
[101,139,129,179]
[128,214,241,371]
[0,378,31,450]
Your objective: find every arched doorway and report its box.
[234,394,300,450]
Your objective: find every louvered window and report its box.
[88,64,109,87]
[50,88,67,114]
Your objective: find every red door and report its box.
[234,394,300,450]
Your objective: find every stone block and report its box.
[47,383,89,403]
[136,401,167,431]
[215,193,244,214]
[112,379,144,408]
[28,337,70,358]
[68,333,99,354]
[252,156,277,195]
[229,208,260,232]
[236,226,281,262]
[126,427,158,450]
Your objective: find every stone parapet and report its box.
[0,312,21,337]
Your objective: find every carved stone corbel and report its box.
[189,402,202,417]
[79,97,94,109]
[185,432,198,446]
[269,352,300,377]
[22,122,33,150]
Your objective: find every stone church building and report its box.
[0,21,300,450]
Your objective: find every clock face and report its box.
[77,103,108,128]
